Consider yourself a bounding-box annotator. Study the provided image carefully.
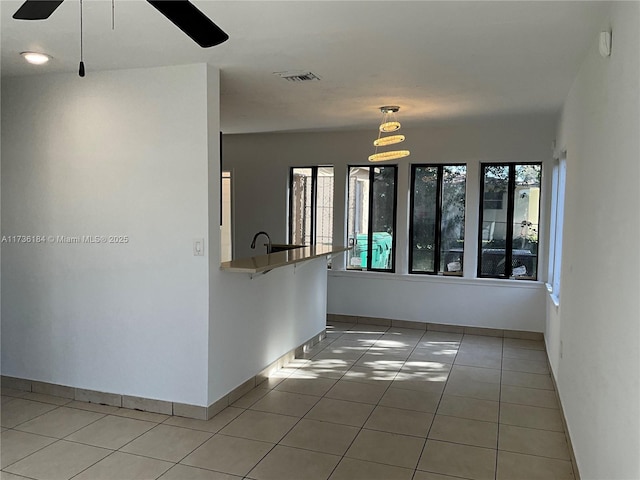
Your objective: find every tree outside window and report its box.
[478,163,541,279]
[410,165,466,274]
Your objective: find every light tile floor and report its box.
[0,322,575,480]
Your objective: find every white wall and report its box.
[329,273,544,331]
[209,258,328,403]
[204,64,328,405]
[1,64,215,406]
[549,3,640,479]
[224,115,555,331]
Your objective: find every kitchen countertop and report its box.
[220,245,350,274]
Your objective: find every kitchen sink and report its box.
[270,244,305,253]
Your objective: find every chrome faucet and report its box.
[250,231,272,254]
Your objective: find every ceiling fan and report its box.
[12,0,229,48]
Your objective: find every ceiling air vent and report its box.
[274,71,321,82]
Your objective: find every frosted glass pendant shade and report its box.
[374,134,405,147]
[368,150,411,162]
[379,121,401,133]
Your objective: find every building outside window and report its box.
[478,163,542,279]
[289,166,334,247]
[410,164,467,275]
[347,165,397,272]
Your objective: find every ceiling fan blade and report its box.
[147,0,228,48]
[13,0,64,20]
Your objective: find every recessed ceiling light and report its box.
[20,51,51,65]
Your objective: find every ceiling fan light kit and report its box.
[12,0,229,77]
[369,106,411,162]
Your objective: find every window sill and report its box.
[329,269,545,289]
[546,283,560,307]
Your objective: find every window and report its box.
[478,163,541,279]
[347,165,397,271]
[548,156,566,300]
[410,165,467,275]
[289,167,334,246]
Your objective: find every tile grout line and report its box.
[3,405,111,464]
[36,417,165,480]
[412,330,463,478]
[62,416,177,480]
[0,434,61,473]
[413,329,456,476]
[244,330,555,477]
[320,323,388,480]
[343,325,426,474]
[69,417,214,478]
[1,467,40,480]
[3,325,557,480]
[242,327,343,480]
[247,322,367,480]
[366,326,438,473]
[242,400,314,479]
[67,449,122,480]
[2,403,63,431]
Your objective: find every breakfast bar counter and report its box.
[220,245,350,274]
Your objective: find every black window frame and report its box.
[347,164,398,273]
[477,162,542,280]
[288,166,318,245]
[409,163,467,275]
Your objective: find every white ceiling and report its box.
[1,0,610,134]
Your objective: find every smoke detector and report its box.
[273,71,321,82]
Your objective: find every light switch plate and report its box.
[193,238,205,256]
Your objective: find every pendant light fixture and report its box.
[369,106,410,162]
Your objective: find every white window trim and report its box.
[547,153,566,305]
